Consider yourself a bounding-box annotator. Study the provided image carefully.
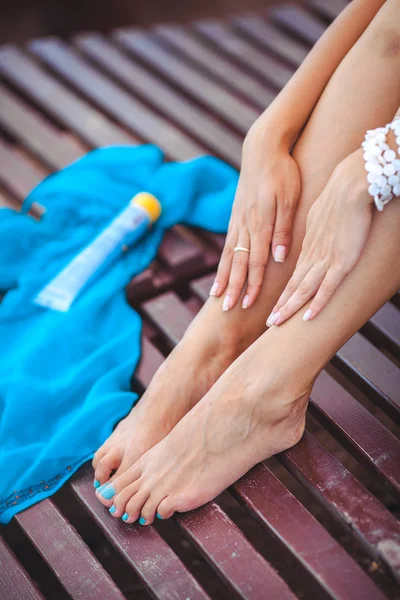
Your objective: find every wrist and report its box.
[246,112,297,154]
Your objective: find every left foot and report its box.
[97,337,311,523]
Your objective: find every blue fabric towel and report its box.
[0,145,237,523]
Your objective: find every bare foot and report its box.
[96,336,311,520]
[92,323,240,487]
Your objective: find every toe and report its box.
[92,444,108,470]
[109,479,142,518]
[139,494,166,526]
[124,488,150,524]
[94,447,123,486]
[96,463,142,507]
[155,496,176,520]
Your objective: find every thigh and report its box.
[200,1,400,346]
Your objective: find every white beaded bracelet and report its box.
[362,120,400,211]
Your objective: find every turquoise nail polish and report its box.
[122,512,129,521]
[156,513,163,520]
[100,485,115,500]
[109,505,116,515]
[93,480,100,489]
[139,517,146,525]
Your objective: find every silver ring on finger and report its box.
[233,246,250,254]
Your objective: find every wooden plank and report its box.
[0,46,135,148]
[176,504,296,600]
[154,24,281,99]
[191,20,295,87]
[28,38,203,161]
[334,334,400,422]
[311,370,400,499]
[74,33,242,167]
[115,29,259,134]
[70,467,210,600]
[270,3,326,45]
[0,537,45,600]
[279,432,400,584]
[233,462,387,600]
[0,138,45,200]
[306,0,348,21]
[147,288,400,582]
[366,302,400,358]
[16,500,126,599]
[0,83,83,169]
[230,15,309,66]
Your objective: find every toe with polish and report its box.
[99,485,116,500]
[121,512,129,522]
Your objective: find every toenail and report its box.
[93,480,100,489]
[109,505,116,515]
[156,513,163,520]
[139,517,146,525]
[121,513,129,522]
[100,485,115,500]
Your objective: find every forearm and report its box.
[256,0,387,149]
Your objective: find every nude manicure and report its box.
[242,295,249,309]
[266,312,280,327]
[303,309,312,322]
[222,295,231,311]
[274,245,287,263]
[209,280,219,296]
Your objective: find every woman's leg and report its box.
[93,0,400,487]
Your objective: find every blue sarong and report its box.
[0,145,237,523]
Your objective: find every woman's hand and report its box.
[267,148,374,326]
[210,119,301,311]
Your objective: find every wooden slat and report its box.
[154,24,284,96]
[176,504,296,600]
[0,138,44,199]
[279,432,400,583]
[366,302,400,358]
[270,3,326,45]
[334,334,400,422]
[28,38,203,161]
[0,83,83,169]
[306,0,348,21]
[311,370,400,499]
[0,537,45,600]
[16,499,126,599]
[148,288,400,582]
[0,46,135,148]
[230,15,309,66]
[70,468,210,600]
[192,19,296,86]
[115,29,258,134]
[73,32,242,166]
[233,462,386,600]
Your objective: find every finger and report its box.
[210,229,238,298]
[267,258,311,324]
[303,267,345,321]
[272,264,327,326]
[242,237,269,309]
[271,196,297,263]
[223,231,251,311]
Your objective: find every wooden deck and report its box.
[0,1,399,598]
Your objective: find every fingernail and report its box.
[121,512,129,521]
[109,505,116,515]
[303,309,312,322]
[222,295,231,311]
[266,312,280,327]
[139,517,146,525]
[156,512,163,520]
[209,280,219,296]
[100,485,116,500]
[242,295,249,309]
[274,245,287,263]
[93,480,100,489]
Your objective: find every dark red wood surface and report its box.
[1,0,399,597]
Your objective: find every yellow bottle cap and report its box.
[132,192,162,223]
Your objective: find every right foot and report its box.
[92,323,240,487]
